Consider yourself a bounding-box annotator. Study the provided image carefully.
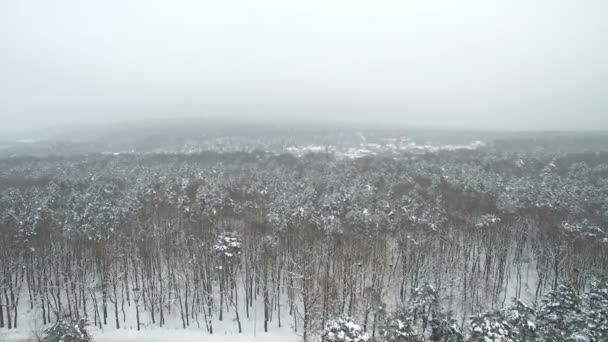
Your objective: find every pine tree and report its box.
[584,279,608,341]
[429,315,463,342]
[43,317,92,342]
[382,306,420,342]
[469,299,536,342]
[537,283,591,341]
[469,308,516,341]
[503,299,536,341]
[322,317,370,342]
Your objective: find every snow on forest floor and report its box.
[0,263,538,342]
[1,322,298,342]
[92,328,297,342]
[88,310,299,342]
[0,295,299,342]
[1,328,297,342]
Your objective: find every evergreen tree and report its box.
[469,299,536,341]
[322,317,370,342]
[469,308,516,341]
[43,317,92,342]
[537,283,591,341]
[503,299,536,341]
[382,306,420,342]
[584,279,608,341]
[429,315,464,342]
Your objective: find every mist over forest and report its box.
[2,1,608,342]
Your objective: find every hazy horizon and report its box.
[1,0,607,134]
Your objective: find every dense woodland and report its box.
[1,148,608,341]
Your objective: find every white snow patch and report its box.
[93,328,297,342]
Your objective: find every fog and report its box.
[1,0,607,134]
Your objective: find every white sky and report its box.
[1,0,607,132]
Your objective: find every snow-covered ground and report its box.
[93,328,296,342]
[1,328,297,342]
[0,295,299,342]
[1,319,298,342]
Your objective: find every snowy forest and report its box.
[2,0,606,339]
[1,132,608,342]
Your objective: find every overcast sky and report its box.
[1,0,607,133]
